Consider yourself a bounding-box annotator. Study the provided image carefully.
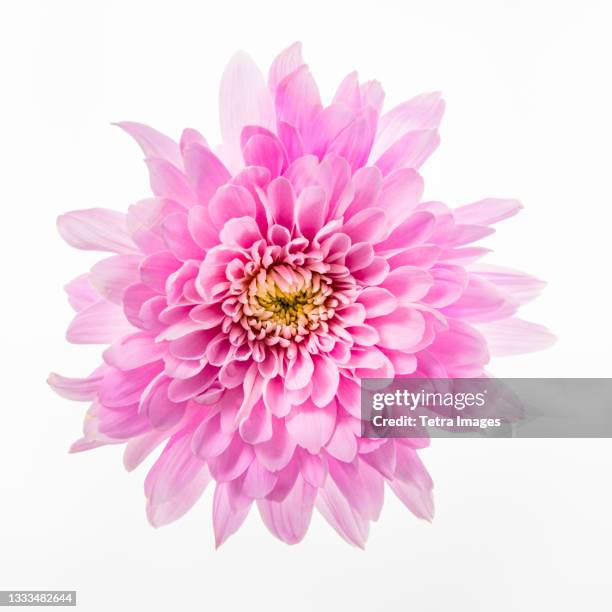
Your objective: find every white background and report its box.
[1,1,611,610]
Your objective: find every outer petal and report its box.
[57,208,138,253]
[257,475,316,544]
[219,51,275,164]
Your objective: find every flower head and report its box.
[49,43,553,547]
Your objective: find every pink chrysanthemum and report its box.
[49,43,553,547]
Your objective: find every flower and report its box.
[49,42,554,547]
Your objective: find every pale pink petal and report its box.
[90,254,141,304]
[476,317,556,356]
[371,307,425,351]
[454,198,522,226]
[220,51,275,163]
[285,399,336,454]
[182,143,231,205]
[242,134,285,177]
[103,332,165,370]
[275,65,322,136]
[208,184,256,229]
[139,251,182,293]
[144,158,197,206]
[47,367,106,401]
[268,42,303,91]
[375,211,435,252]
[254,416,296,471]
[57,208,138,253]
[311,355,340,408]
[161,213,205,261]
[64,274,99,311]
[371,91,444,160]
[115,121,182,168]
[380,266,434,303]
[139,373,186,430]
[213,482,253,547]
[258,475,316,544]
[377,168,424,223]
[296,186,327,241]
[316,477,369,548]
[67,300,133,344]
[374,129,440,176]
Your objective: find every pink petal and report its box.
[476,317,556,356]
[341,165,383,219]
[358,287,398,318]
[242,460,278,498]
[242,134,285,178]
[266,176,295,230]
[275,65,322,136]
[374,129,439,176]
[115,121,182,168]
[103,331,165,370]
[377,168,424,224]
[144,158,197,206]
[182,143,231,205]
[296,186,327,241]
[208,434,254,482]
[371,91,445,160]
[220,51,275,163]
[257,475,316,544]
[57,208,138,254]
[268,42,303,91]
[161,213,205,261]
[371,306,425,351]
[213,482,253,547]
[380,266,434,303]
[219,216,262,249]
[208,184,256,229]
[285,347,314,391]
[316,477,369,548]
[327,108,377,171]
[64,274,99,311]
[375,211,435,252]
[254,416,296,471]
[311,355,340,408]
[139,373,186,430]
[179,127,208,154]
[191,413,233,460]
[67,300,133,344]
[139,251,182,293]
[285,399,336,454]
[342,208,388,243]
[454,198,522,226]
[47,367,105,401]
[90,254,141,304]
